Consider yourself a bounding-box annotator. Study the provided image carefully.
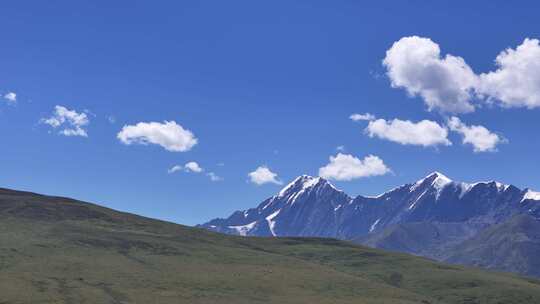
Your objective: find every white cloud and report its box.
[384,36,540,113]
[117,121,197,152]
[168,162,221,181]
[248,166,282,185]
[383,36,477,114]
[185,161,203,173]
[59,128,88,137]
[207,172,223,182]
[168,165,183,174]
[477,38,540,109]
[365,118,451,147]
[41,105,89,137]
[168,161,203,174]
[336,145,346,152]
[3,92,16,104]
[319,153,390,181]
[350,113,376,121]
[447,117,505,153]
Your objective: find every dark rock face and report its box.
[200,172,540,277]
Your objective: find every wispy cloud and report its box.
[207,172,223,182]
[41,105,89,137]
[350,113,375,121]
[168,162,222,181]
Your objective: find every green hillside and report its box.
[0,188,539,304]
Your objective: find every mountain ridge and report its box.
[201,171,538,237]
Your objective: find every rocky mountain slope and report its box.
[445,214,540,278]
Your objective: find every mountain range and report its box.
[4,186,540,303]
[200,172,540,278]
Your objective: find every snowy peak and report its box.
[429,172,453,190]
[422,171,452,186]
[277,175,339,198]
[277,175,316,197]
[410,172,514,198]
[367,172,454,200]
[410,171,453,193]
[428,171,451,180]
[256,175,348,212]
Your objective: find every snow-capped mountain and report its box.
[201,175,352,237]
[201,172,540,239]
[200,172,540,277]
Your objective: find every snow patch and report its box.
[409,189,428,210]
[303,177,322,189]
[262,197,277,210]
[370,185,408,199]
[228,221,257,236]
[458,182,474,198]
[265,209,281,236]
[369,218,381,233]
[522,190,540,202]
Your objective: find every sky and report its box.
[1,1,540,226]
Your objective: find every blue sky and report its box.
[1,1,539,225]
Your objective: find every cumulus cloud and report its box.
[248,166,282,185]
[447,117,505,152]
[3,92,16,104]
[350,113,376,121]
[117,121,197,152]
[41,105,89,137]
[477,38,540,109]
[365,118,451,147]
[383,36,540,113]
[383,36,477,113]
[319,153,390,181]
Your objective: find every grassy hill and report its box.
[0,188,539,304]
